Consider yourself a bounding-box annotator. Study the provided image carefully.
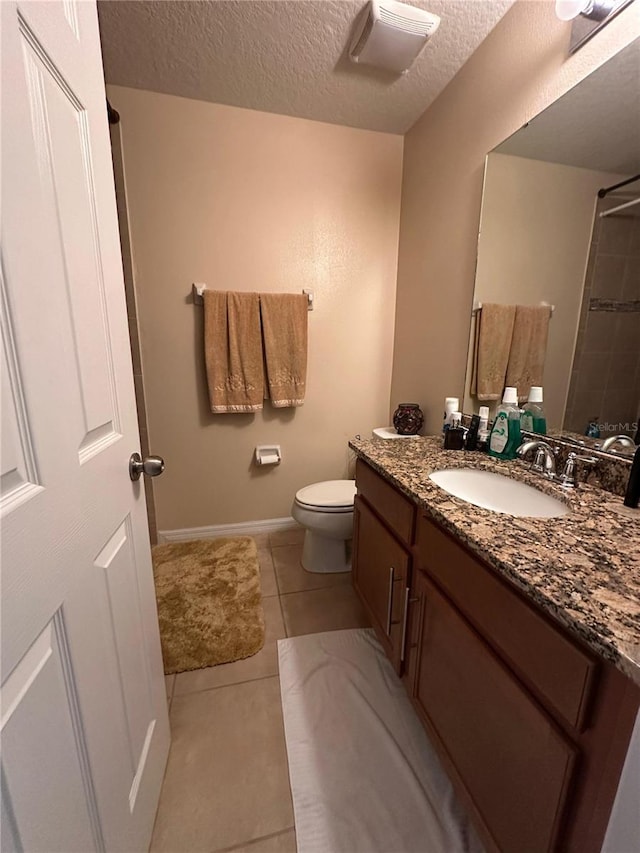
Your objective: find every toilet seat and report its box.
[295,480,356,512]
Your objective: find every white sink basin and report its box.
[429,469,569,518]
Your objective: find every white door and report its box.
[1,2,170,850]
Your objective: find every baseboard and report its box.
[157,516,300,543]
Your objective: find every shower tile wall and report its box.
[564,194,640,437]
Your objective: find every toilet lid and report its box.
[295,480,356,509]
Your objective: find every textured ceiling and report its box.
[497,38,640,174]
[97,0,515,135]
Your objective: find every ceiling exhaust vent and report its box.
[348,0,440,75]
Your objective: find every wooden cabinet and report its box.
[412,512,640,853]
[352,459,416,673]
[352,458,640,853]
[416,516,597,732]
[352,496,410,673]
[354,459,414,546]
[412,570,576,852]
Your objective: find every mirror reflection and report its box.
[464,38,640,453]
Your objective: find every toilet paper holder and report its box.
[255,445,282,466]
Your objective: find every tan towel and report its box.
[260,293,308,407]
[505,305,551,401]
[204,290,264,413]
[471,303,516,401]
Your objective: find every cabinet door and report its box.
[352,496,409,672]
[416,516,596,732]
[413,572,577,853]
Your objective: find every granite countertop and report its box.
[349,435,640,687]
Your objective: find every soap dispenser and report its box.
[488,387,522,460]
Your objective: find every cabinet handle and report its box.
[400,587,410,661]
[400,591,420,662]
[386,566,395,635]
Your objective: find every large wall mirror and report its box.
[464,38,640,453]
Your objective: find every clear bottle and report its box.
[488,387,522,460]
[476,406,490,452]
[442,397,459,434]
[478,406,490,434]
[521,386,547,435]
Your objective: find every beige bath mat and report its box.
[152,537,265,674]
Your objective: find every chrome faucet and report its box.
[600,434,636,452]
[556,451,598,489]
[516,440,557,478]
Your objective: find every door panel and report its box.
[0,283,42,514]
[94,518,155,792]
[21,13,120,459]
[1,615,101,852]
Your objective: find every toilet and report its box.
[291,480,357,573]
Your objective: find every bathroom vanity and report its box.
[350,436,640,853]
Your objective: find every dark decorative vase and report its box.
[393,403,424,436]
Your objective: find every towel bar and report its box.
[192,283,314,310]
[472,301,555,315]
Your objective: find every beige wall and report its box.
[463,154,625,428]
[391,1,640,434]
[109,86,403,530]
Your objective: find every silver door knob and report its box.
[129,452,165,481]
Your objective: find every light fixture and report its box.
[555,0,616,21]
[555,0,635,52]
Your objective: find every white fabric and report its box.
[278,628,484,853]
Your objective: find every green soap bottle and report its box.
[521,386,547,435]
[488,387,522,460]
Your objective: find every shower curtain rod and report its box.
[599,196,640,218]
[598,173,640,198]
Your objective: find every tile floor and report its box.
[151,528,370,853]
